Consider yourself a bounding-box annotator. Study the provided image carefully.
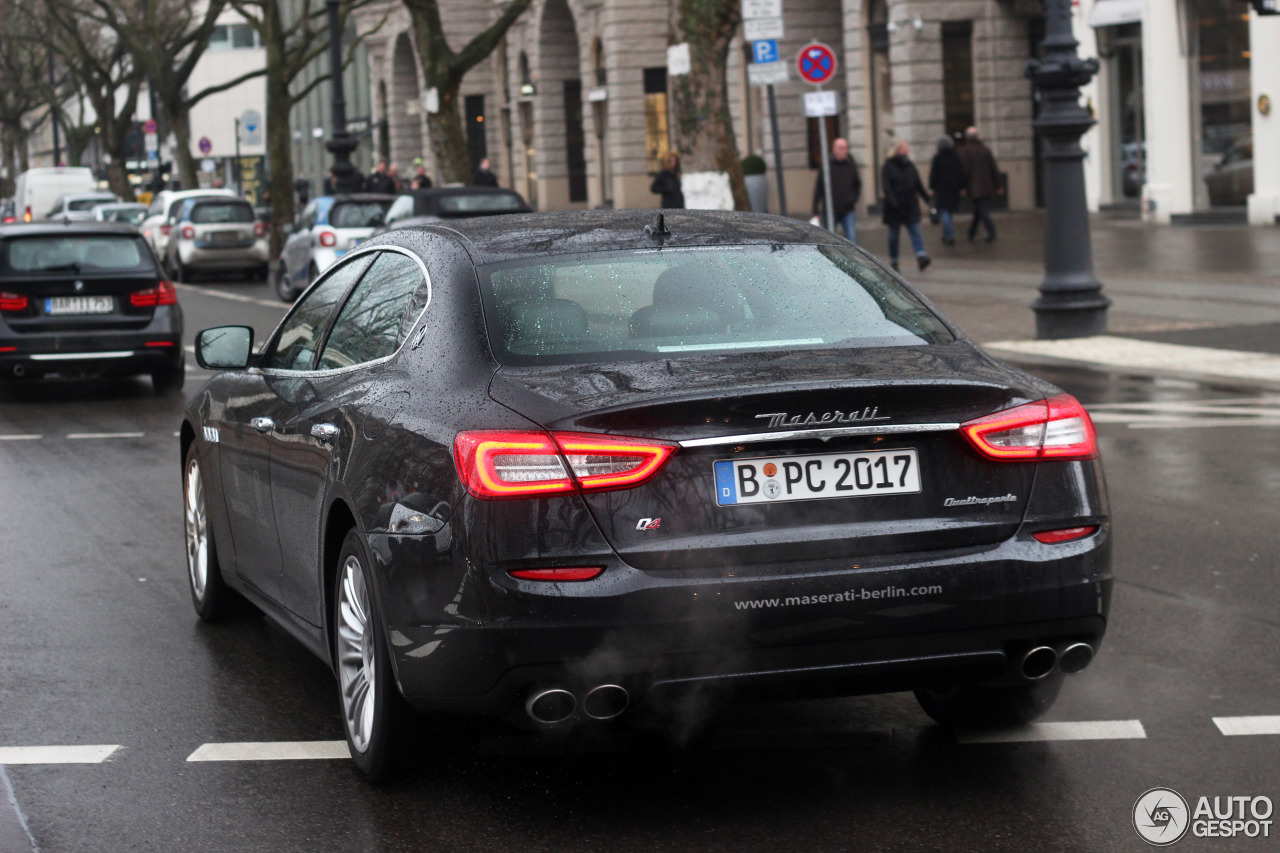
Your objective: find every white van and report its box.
[13,168,97,222]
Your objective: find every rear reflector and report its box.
[253,222,267,239]
[145,341,176,347]
[0,346,16,352]
[0,292,28,312]
[960,394,1097,461]
[454,430,676,500]
[508,567,604,581]
[130,281,178,308]
[181,226,195,240]
[1032,526,1099,544]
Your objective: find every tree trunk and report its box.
[426,78,472,185]
[0,124,17,197]
[162,97,198,189]
[668,0,748,211]
[266,58,296,258]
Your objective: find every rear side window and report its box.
[478,245,953,366]
[191,202,254,224]
[3,236,155,274]
[316,251,426,370]
[266,254,374,370]
[330,201,390,228]
[385,195,414,224]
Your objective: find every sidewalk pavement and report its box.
[855,210,1280,391]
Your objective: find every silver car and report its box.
[164,197,268,282]
[275,194,393,301]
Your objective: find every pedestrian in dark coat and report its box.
[473,158,499,187]
[928,136,966,245]
[650,152,685,209]
[880,140,932,272]
[812,137,862,243]
[959,126,1002,241]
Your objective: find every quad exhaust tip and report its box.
[525,689,577,724]
[583,684,629,720]
[1019,646,1058,681]
[1058,642,1095,675]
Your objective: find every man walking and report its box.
[960,126,1001,242]
[365,160,396,194]
[812,137,862,243]
[473,158,499,187]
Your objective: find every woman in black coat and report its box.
[928,136,966,245]
[881,141,932,271]
[650,151,685,209]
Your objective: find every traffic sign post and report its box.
[797,43,839,232]
[744,0,788,217]
[198,136,212,156]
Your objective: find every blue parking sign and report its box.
[752,39,778,64]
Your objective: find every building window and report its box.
[643,68,669,174]
[466,94,488,167]
[942,21,975,138]
[209,23,260,51]
[563,80,588,202]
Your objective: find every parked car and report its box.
[0,221,184,392]
[183,210,1111,781]
[376,186,531,233]
[1205,134,1253,208]
[91,202,149,228]
[164,196,268,282]
[12,167,95,223]
[47,192,121,223]
[275,193,394,302]
[139,188,237,260]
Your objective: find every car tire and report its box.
[254,264,270,283]
[274,265,297,302]
[184,445,232,622]
[914,672,1064,728]
[333,528,407,782]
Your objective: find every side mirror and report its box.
[196,325,255,370]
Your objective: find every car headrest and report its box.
[629,304,723,340]
[509,298,589,344]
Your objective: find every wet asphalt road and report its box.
[1,278,1279,852]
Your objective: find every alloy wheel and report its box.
[184,457,208,600]
[337,556,376,753]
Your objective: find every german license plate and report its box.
[46,296,113,315]
[714,448,921,506]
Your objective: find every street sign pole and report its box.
[765,84,787,217]
[797,43,838,232]
[234,118,242,194]
[818,88,834,232]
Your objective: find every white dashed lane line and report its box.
[186,741,349,762]
[0,745,120,764]
[1214,716,1280,736]
[0,435,41,441]
[955,720,1147,744]
[65,432,145,440]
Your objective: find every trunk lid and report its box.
[489,343,1040,571]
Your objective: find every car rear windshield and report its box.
[434,193,526,214]
[191,202,254,224]
[478,245,954,366]
[330,201,390,228]
[3,235,155,274]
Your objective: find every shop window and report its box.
[942,21,975,138]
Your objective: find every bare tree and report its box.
[0,0,52,193]
[668,0,748,210]
[232,0,384,257]
[401,0,533,184]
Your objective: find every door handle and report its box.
[311,423,340,443]
[249,416,275,433]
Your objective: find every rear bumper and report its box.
[366,528,1112,717]
[178,242,269,269]
[0,308,183,378]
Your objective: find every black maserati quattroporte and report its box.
[181,210,1110,779]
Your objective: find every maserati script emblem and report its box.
[755,408,889,429]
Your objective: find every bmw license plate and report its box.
[46,296,114,315]
[714,448,921,506]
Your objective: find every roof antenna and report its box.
[644,212,671,243]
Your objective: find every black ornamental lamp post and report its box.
[326,0,363,193]
[1025,0,1110,339]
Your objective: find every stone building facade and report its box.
[355,0,1051,216]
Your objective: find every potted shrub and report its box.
[741,154,768,213]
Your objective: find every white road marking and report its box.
[1088,398,1280,430]
[65,432,145,440]
[0,745,120,764]
[0,435,41,441]
[1213,716,1280,736]
[956,719,1147,744]
[186,741,349,762]
[183,345,196,354]
[172,283,283,310]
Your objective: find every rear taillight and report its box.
[253,221,267,238]
[23,207,32,222]
[1033,526,1099,544]
[181,225,195,240]
[508,567,604,581]
[0,292,28,312]
[454,430,677,500]
[2,216,14,224]
[960,394,1097,461]
[160,224,171,236]
[130,281,178,307]
[318,229,337,247]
